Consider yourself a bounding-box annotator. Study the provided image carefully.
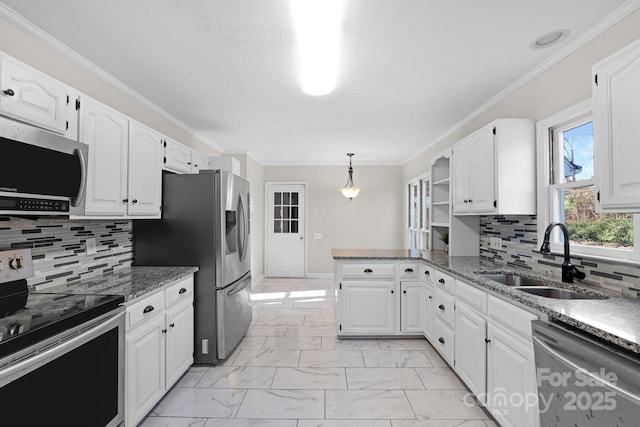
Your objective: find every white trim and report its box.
[263,181,309,278]
[307,273,334,280]
[251,273,265,288]
[404,0,640,165]
[0,3,224,154]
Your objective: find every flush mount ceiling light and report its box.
[339,153,361,200]
[530,29,569,49]
[291,0,343,96]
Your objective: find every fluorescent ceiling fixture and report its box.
[291,0,343,96]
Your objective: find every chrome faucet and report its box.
[540,222,586,283]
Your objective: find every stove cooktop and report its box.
[0,285,124,359]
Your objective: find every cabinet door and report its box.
[468,126,495,213]
[423,284,434,339]
[594,40,640,212]
[128,121,163,216]
[0,58,69,134]
[79,96,129,215]
[454,301,487,398]
[400,282,423,334]
[164,138,192,173]
[126,315,166,427]
[487,323,539,427]
[339,281,396,335]
[191,151,210,173]
[165,299,194,388]
[452,139,471,213]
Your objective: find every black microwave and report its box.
[0,116,88,216]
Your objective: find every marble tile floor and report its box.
[140,278,497,427]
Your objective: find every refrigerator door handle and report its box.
[238,194,248,262]
[228,276,251,296]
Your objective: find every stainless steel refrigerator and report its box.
[133,170,252,364]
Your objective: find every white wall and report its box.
[0,15,220,156]
[245,155,265,283]
[403,9,640,181]
[264,165,405,275]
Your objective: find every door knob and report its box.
[300,236,304,240]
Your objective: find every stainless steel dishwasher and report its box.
[532,320,640,426]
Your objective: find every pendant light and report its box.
[339,153,361,200]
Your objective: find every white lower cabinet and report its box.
[454,300,487,399]
[422,283,434,339]
[432,286,455,364]
[339,280,396,335]
[125,276,194,427]
[400,281,424,333]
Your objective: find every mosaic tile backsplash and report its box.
[480,215,640,298]
[0,216,132,290]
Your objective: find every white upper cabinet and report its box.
[190,151,210,173]
[164,138,192,174]
[594,38,640,213]
[452,119,535,215]
[0,57,70,135]
[128,121,163,216]
[80,96,129,215]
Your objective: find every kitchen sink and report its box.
[516,286,603,300]
[479,273,549,287]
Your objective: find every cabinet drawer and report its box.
[127,291,165,330]
[165,276,194,308]
[341,263,395,279]
[488,295,538,340]
[433,287,455,328]
[434,269,454,294]
[455,280,487,314]
[420,264,434,284]
[433,317,454,365]
[399,263,419,279]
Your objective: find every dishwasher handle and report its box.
[533,335,640,405]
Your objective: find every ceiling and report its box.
[0,0,631,165]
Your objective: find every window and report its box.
[407,175,430,251]
[273,191,299,233]
[538,100,639,261]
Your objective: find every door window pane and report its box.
[291,192,299,205]
[291,220,299,233]
[275,192,281,205]
[274,220,281,233]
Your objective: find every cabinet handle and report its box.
[428,295,433,299]
[143,305,155,314]
[438,278,445,284]
[162,328,167,334]
[364,269,373,273]
[390,290,394,294]
[424,270,430,276]
[132,199,138,204]
[438,304,445,311]
[438,337,445,344]
[404,268,414,273]
[3,88,15,96]
[122,198,129,203]
[403,290,407,294]
[179,288,187,294]
[485,338,491,343]
[469,200,473,203]
[464,199,469,203]
[170,323,175,328]
[187,162,192,165]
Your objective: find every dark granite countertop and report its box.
[37,266,199,303]
[332,249,640,354]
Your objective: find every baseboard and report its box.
[307,273,334,279]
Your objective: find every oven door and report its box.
[216,271,252,359]
[0,308,124,427]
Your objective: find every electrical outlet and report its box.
[314,233,323,240]
[490,237,502,249]
[86,238,97,255]
[0,249,34,282]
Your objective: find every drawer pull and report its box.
[424,270,430,276]
[3,88,15,96]
[178,287,187,294]
[364,268,373,273]
[438,278,445,284]
[438,304,445,311]
[438,337,445,344]
[404,268,414,273]
[143,305,155,314]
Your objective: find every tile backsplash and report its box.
[0,216,132,290]
[480,215,640,298]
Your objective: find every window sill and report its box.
[533,249,640,267]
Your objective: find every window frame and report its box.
[406,173,430,251]
[537,99,640,262]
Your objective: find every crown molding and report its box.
[403,0,640,166]
[0,2,225,154]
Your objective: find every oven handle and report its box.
[533,335,640,405]
[0,310,124,386]
[228,276,251,296]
